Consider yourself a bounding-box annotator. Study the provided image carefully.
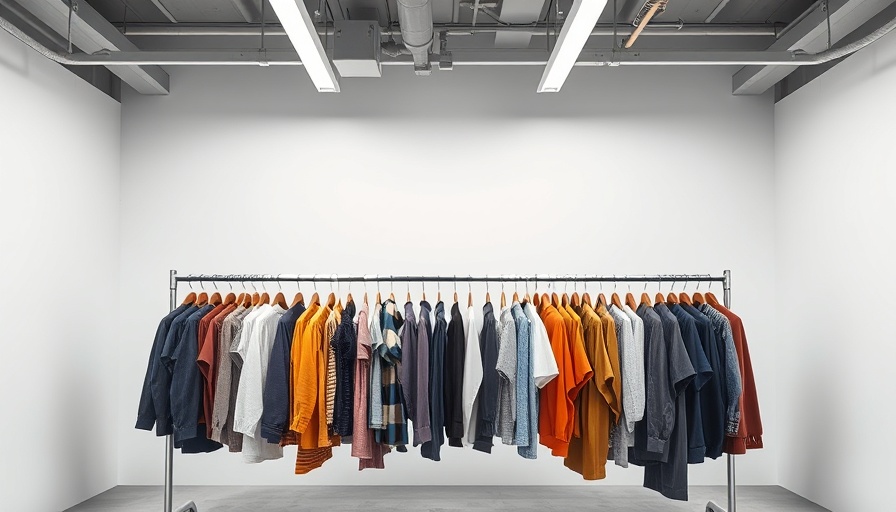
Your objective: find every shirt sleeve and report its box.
[531,312,559,389]
[643,315,673,458]
[171,316,203,444]
[136,315,171,431]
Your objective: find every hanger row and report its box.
[178,274,725,308]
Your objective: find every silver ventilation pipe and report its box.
[396,0,433,75]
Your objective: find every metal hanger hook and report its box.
[276,274,283,291]
[188,277,194,291]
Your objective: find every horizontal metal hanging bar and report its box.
[174,274,726,283]
[117,22,778,38]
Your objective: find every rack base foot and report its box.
[174,501,197,512]
[706,501,726,512]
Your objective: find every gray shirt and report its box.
[495,306,517,445]
[368,303,385,430]
[210,305,246,446]
[608,305,639,467]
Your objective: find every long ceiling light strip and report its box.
[268,0,340,92]
[537,0,609,93]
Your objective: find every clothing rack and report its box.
[164,270,735,512]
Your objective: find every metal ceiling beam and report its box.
[148,0,177,23]
[494,0,546,47]
[229,0,261,23]
[10,46,892,67]
[119,21,777,37]
[732,0,895,95]
[776,0,896,101]
[16,0,169,94]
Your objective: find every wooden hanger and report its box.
[196,292,209,307]
[327,292,336,308]
[640,292,652,307]
[485,291,491,304]
[665,292,679,304]
[235,292,245,305]
[273,292,288,309]
[209,292,222,305]
[561,293,569,307]
[260,292,270,305]
[500,291,506,308]
[654,292,665,305]
[375,292,381,304]
[512,291,520,303]
[551,292,560,307]
[250,292,260,306]
[468,289,473,308]
[407,290,412,303]
[389,292,395,302]
[582,292,592,307]
[571,289,580,306]
[532,293,541,307]
[346,292,353,304]
[453,290,458,303]
[706,291,721,307]
[181,292,196,306]
[291,292,304,308]
[223,292,236,306]
[311,291,321,305]
[611,293,623,309]
[693,291,705,305]
[597,293,607,308]
[678,292,692,306]
[625,292,637,309]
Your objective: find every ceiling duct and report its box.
[397,0,433,75]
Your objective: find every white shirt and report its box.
[462,304,483,445]
[524,302,558,389]
[621,304,646,428]
[233,304,285,463]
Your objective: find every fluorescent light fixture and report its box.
[268,0,341,92]
[537,0,609,93]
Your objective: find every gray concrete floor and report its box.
[65,485,829,511]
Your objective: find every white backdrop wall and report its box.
[774,31,896,511]
[118,64,778,489]
[0,32,121,511]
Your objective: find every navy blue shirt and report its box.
[260,301,306,443]
[668,303,713,464]
[136,304,190,434]
[473,302,499,453]
[169,305,222,453]
[645,303,697,501]
[421,301,447,461]
[154,305,198,436]
[332,301,357,437]
[681,303,726,460]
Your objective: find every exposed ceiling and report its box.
[3,0,896,100]
[83,0,817,26]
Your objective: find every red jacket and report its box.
[711,299,763,454]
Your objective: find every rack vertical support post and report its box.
[166,270,199,512]
[706,269,735,512]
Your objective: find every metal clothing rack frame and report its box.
[164,270,735,512]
